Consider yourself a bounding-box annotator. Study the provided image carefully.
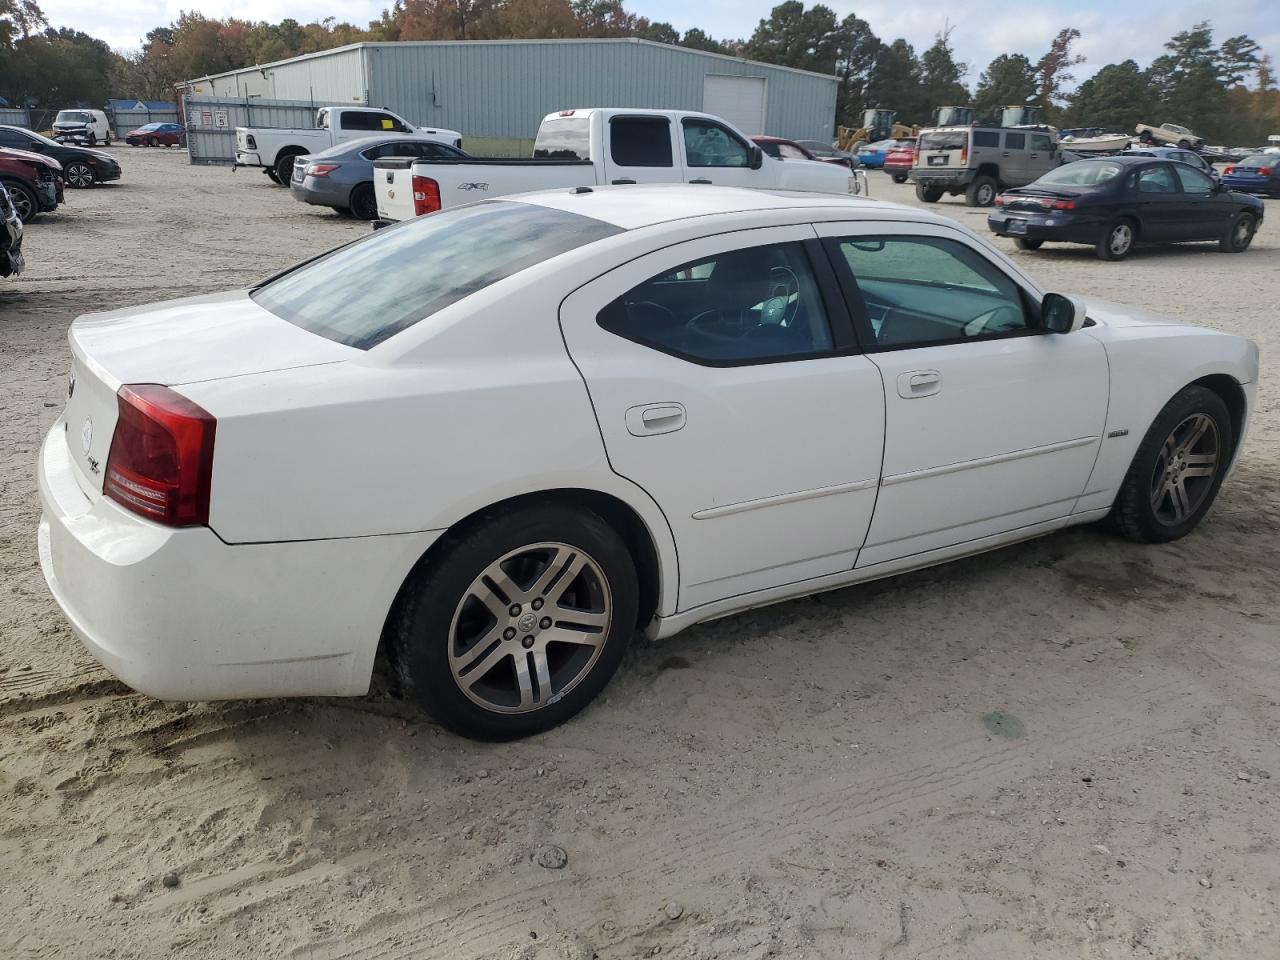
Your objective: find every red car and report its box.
[883,141,916,183]
[752,135,852,168]
[125,123,186,147]
[0,147,63,222]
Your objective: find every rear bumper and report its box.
[1222,177,1277,195]
[910,168,973,187]
[290,178,350,208]
[987,211,1108,244]
[233,151,263,169]
[37,421,440,701]
[95,165,121,183]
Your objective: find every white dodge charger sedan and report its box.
[38,185,1258,740]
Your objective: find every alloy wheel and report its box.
[8,189,32,221]
[1149,413,1220,526]
[1232,217,1254,250]
[1109,223,1133,257]
[66,164,94,188]
[448,542,612,715]
[976,182,995,205]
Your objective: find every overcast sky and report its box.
[38,0,1279,85]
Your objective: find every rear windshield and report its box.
[252,201,622,349]
[919,130,967,151]
[534,118,591,160]
[1038,161,1123,185]
[1240,155,1273,166]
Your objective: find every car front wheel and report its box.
[391,504,638,740]
[1219,212,1256,253]
[65,162,95,188]
[1111,385,1234,543]
[4,180,38,222]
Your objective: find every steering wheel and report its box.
[762,266,801,326]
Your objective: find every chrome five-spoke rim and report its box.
[1150,413,1220,526]
[1110,223,1133,256]
[449,542,612,714]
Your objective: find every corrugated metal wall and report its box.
[109,106,180,139]
[365,40,836,143]
[0,107,32,127]
[182,96,352,165]
[183,47,368,104]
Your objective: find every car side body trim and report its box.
[880,435,1099,486]
[691,477,879,520]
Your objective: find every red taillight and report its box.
[104,384,216,527]
[1048,199,1076,210]
[1260,167,1274,176]
[412,174,441,215]
[960,147,967,164]
[307,163,339,178]
[1224,165,1234,174]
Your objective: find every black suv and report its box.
[0,125,121,188]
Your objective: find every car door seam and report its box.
[1071,334,1114,513]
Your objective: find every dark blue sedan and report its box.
[988,156,1264,260]
[1221,153,1280,198]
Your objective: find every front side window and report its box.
[1136,164,1177,193]
[598,241,834,364]
[1030,133,1053,151]
[682,119,750,168]
[1173,164,1214,194]
[610,117,672,167]
[1004,132,1026,150]
[253,201,621,349]
[835,236,1030,348]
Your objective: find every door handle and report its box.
[1001,151,1010,157]
[689,178,712,184]
[611,178,636,185]
[897,370,941,399]
[625,403,686,436]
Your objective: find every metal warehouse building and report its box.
[178,39,837,148]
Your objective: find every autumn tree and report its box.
[1036,27,1084,112]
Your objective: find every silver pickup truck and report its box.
[374,108,864,221]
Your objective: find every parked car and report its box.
[0,147,63,222]
[52,109,111,146]
[752,135,851,168]
[38,185,1258,740]
[855,138,911,168]
[125,123,186,148]
[794,139,852,163]
[235,106,462,184]
[912,125,1060,206]
[0,125,120,188]
[1221,154,1280,198]
[882,141,916,183]
[1124,145,1219,180]
[292,136,469,220]
[1136,122,1205,149]
[988,156,1263,260]
[0,185,24,277]
[375,109,866,222]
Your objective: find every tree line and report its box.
[1,0,1276,144]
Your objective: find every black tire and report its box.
[264,167,281,184]
[964,175,998,207]
[391,504,639,741]
[273,152,300,185]
[3,180,38,223]
[86,133,96,146]
[349,183,378,221]
[1096,218,1137,261]
[1111,385,1234,543]
[65,162,95,189]
[148,136,159,148]
[1014,237,1044,251]
[1177,139,1191,149]
[1219,212,1256,253]
[892,173,908,184]
[915,182,943,203]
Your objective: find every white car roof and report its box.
[511,183,938,231]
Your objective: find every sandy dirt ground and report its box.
[1,149,1278,960]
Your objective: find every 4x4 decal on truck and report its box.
[458,182,489,191]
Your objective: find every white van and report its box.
[52,109,111,146]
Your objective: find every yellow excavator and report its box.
[836,109,920,153]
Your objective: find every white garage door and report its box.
[702,75,767,136]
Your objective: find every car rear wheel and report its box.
[1096,218,1136,261]
[273,153,300,185]
[915,183,943,203]
[64,162,95,188]
[1014,237,1044,251]
[1111,385,1233,543]
[964,176,998,207]
[1219,212,1256,253]
[892,173,908,184]
[3,180,38,223]
[390,504,638,741]
[349,184,378,221]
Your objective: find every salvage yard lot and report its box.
[1,147,1278,959]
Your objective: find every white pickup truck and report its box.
[373,108,864,222]
[235,106,462,185]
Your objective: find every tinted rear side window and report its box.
[1004,132,1026,149]
[610,117,672,167]
[252,202,622,349]
[534,118,591,160]
[972,131,999,147]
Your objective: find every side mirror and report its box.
[748,144,764,170]
[1042,293,1087,334]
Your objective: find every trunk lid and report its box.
[372,157,416,222]
[62,290,355,498]
[1000,187,1085,212]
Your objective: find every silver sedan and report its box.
[291,136,469,220]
